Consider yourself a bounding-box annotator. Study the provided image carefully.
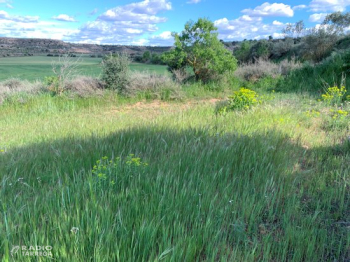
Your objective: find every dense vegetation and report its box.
[162,18,237,83]
[0,15,349,261]
[232,12,350,64]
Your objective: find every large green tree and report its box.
[162,18,237,82]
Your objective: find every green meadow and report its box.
[0,85,349,261]
[0,56,168,81]
[0,35,349,260]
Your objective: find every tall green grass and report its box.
[0,92,349,261]
[277,50,350,94]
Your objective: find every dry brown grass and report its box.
[0,73,182,102]
[0,78,44,103]
[125,71,184,100]
[234,58,301,81]
[171,68,191,84]
[64,76,104,97]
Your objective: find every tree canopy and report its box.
[323,11,350,34]
[162,18,237,82]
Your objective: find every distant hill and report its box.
[0,37,172,58]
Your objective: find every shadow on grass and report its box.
[0,127,349,261]
[1,127,300,181]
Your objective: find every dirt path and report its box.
[106,98,222,114]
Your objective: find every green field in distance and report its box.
[0,56,169,81]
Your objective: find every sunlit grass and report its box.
[0,90,349,261]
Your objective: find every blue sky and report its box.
[0,0,349,45]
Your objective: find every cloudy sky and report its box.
[0,0,349,46]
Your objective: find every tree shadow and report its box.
[0,127,349,261]
[0,127,302,182]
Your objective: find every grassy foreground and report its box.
[0,91,349,261]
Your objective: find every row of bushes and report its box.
[1,44,349,104]
[133,51,164,65]
[1,52,347,103]
[0,72,184,105]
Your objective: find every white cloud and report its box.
[99,0,171,21]
[148,30,174,45]
[272,20,283,25]
[309,0,350,12]
[309,13,328,22]
[272,32,285,38]
[293,5,307,10]
[0,9,80,40]
[242,2,294,17]
[0,10,39,23]
[52,14,76,22]
[187,0,201,4]
[214,15,286,41]
[131,38,149,46]
[128,31,174,46]
[125,28,143,34]
[69,0,172,44]
[0,18,78,40]
[156,31,172,39]
[241,15,254,21]
[0,0,13,8]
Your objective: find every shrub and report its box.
[43,75,105,97]
[234,58,300,82]
[331,109,348,119]
[1,78,22,89]
[44,76,61,95]
[216,88,259,114]
[334,35,350,51]
[322,108,350,131]
[51,54,81,94]
[233,41,252,63]
[0,78,43,104]
[300,26,339,62]
[228,88,259,110]
[92,155,148,190]
[270,38,295,58]
[247,76,281,91]
[249,40,272,60]
[321,86,347,106]
[125,71,183,100]
[64,76,104,97]
[142,51,151,63]
[151,53,162,64]
[171,68,191,84]
[279,58,302,75]
[101,53,130,92]
[235,59,279,82]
